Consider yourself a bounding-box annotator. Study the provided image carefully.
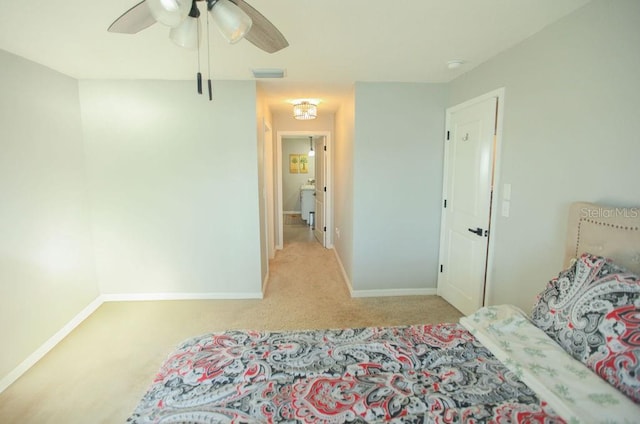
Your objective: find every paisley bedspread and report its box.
[127,319,566,423]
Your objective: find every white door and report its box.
[437,96,499,315]
[314,136,326,246]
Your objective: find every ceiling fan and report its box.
[108,0,288,99]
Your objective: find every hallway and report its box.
[264,217,462,329]
[283,213,318,244]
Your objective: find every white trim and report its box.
[351,288,438,298]
[331,247,353,295]
[261,274,271,296]
[0,295,103,394]
[261,118,273,288]
[284,210,302,215]
[276,132,283,249]
[484,88,505,307]
[447,88,505,113]
[101,292,264,302]
[264,119,276,261]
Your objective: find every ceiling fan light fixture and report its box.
[209,0,252,44]
[170,16,200,49]
[147,0,192,27]
[293,102,318,120]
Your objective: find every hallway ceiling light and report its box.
[293,101,317,120]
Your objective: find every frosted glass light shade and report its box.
[147,0,191,27]
[170,16,200,49]
[209,0,252,44]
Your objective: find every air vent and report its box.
[251,68,286,79]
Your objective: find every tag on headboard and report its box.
[566,202,640,274]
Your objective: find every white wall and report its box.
[449,0,640,312]
[282,137,316,212]
[79,80,263,296]
[0,51,99,380]
[351,83,448,293]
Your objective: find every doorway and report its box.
[437,89,505,315]
[276,131,332,249]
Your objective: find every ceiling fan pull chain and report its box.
[197,11,203,95]
[207,9,213,101]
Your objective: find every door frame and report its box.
[438,88,505,307]
[276,130,332,250]
[264,120,275,261]
[313,135,327,247]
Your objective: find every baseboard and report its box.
[101,292,264,302]
[0,295,104,394]
[0,282,431,395]
[283,211,302,215]
[331,247,354,295]
[351,288,438,298]
[0,290,266,394]
[329,249,436,298]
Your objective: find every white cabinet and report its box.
[300,186,315,223]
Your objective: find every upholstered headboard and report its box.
[565,202,640,274]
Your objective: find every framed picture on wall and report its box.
[298,154,308,173]
[289,154,309,173]
[289,154,299,173]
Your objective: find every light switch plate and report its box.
[501,200,510,217]
[503,183,512,200]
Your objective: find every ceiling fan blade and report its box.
[108,1,157,34]
[230,0,289,53]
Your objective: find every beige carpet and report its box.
[0,227,461,423]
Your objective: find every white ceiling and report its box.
[0,0,589,113]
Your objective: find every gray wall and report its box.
[0,51,99,380]
[79,80,263,296]
[449,0,640,311]
[4,0,639,389]
[350,83,448,293]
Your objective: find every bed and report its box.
[127,202,640,423]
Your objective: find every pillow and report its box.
[531,253,640,403]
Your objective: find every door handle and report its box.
[468,227,483,236]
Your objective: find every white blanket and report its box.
[460,305,639,424]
